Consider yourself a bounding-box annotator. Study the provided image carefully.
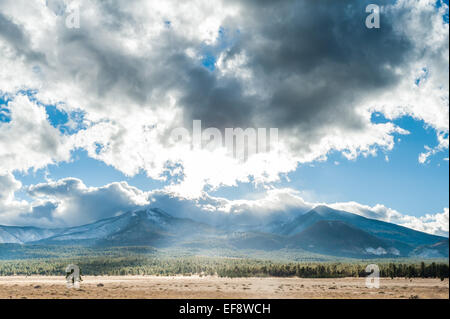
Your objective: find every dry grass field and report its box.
[0,276,448,299]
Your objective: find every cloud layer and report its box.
[0,174,447,237]
[0,0,448,196]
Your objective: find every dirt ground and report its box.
[0,276,448,299]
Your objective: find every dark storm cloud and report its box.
[193,0,413,137]
[0,12,46,63]
[48,2,259,129]
[0,0,417,149]
[30,201,57,220]
[35,1,416,136]
[178,66,259,129]
[56,0,413,152]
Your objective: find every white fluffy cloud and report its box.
[0,175,150,227]
[370,0,449,163]
[146,187,314,226]
[0,172,30,222]
[26,177,149,226]
[0,94,74,174]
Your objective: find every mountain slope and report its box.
[34,208,220,247]
[277,205,445,247]
[227,231,286,250]
[410,240,449,258]
[0,226,61,244]
[287,220,401,257]
[0,205,448,259]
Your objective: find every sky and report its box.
[0,0,449,236]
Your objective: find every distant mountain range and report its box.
[0,206,448,258]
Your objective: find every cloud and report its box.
[370,0,449,159]
[0,172,34,225]
[147,187,313,225]
[25,177,149,226]
[0,94,74,174]
[418,131,449,163]
[0,174,149,227]
[0,11,46,63]
[0,0,447,196]
[0,171,21,203]
[411,208,449,237]
[1,175,444,237]
[3,178,313,227]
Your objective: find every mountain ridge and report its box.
[276,205,444,246]
[0,205,448,258]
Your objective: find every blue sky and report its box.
[205,116,449,217]
[437,0,450,22]
[287,117,449,217]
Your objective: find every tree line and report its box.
[0,256,448,279]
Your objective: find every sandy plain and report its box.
[0,276,448,299]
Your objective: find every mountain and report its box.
[0,225,61,244]
[33,208,219,247]
[0,205,448,259]
[287,220,401,258]
[276,205,444,247]
[410,240,449,258]
[227,231,286,251]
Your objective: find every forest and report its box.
[0,255,448,279]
